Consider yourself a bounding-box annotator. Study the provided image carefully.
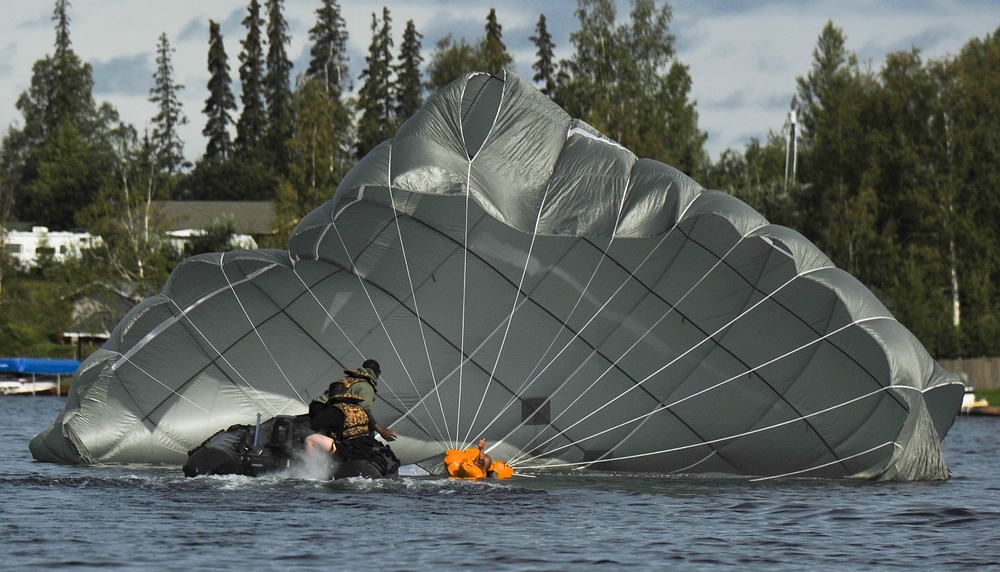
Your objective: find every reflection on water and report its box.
[3,397,998,570]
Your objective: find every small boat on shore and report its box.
[0,358,79,396]
[962,386,991,414]
[0,379,61,395]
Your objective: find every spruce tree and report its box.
[203,20,236,163]
[529,14,557,97]
[395,20,424,121]
[149,32,187,174]
[265,0,293,170]
[3,0,115,229]
[235,0,267,160]
[426,35,479,91]
[53,0,71,60]
[559,0,706,177]
[307,0,350,99]
[481,8,513,74]
[356,8,394,159]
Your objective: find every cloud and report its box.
[178,17,205,43]
[17,12,50,30]
[0,43,15,78]
[704,90,746,111]
[92,53,153,97]
[761,92,794,112]
[858,24,962,63]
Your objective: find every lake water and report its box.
[2,396,998,570]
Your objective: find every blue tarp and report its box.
[0,358,80,375]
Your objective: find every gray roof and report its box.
[154,201,275,235]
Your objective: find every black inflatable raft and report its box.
[183,414,400,479]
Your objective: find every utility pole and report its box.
[784,108,798,186]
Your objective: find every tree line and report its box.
[703,21,1000,359]
[0,0,997,360]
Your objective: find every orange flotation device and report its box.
[444,447,513,479]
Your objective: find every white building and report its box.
[2,202,275,266]
[2,227,97,267]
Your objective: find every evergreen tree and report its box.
[203,20,236,163]
[149,32,187,174]
[265,0,293,171]
[395,19,424,122]
[481,8,513,74]
[307,0,350,99]
[559,0,706,176]
[425,8,516,92]
[53,0,71,60]
[2,0,118,230]
[356,8,395,159]
[426,35,479,91]
[235,0,267,160]
[794,21,878,278]
[529,14,557,97]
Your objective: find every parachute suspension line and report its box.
[508,258,829,465]
[288,264,439,440]
[112,263,279,371]
[514,314,894,466]
[456,160,473,448]
[505,228,753,464]
[523,381,908,470]
[480,177,641,446]
[534,226,784,467]
[392,294,533,428]
[110,261,287,417]
[161,296,284,417]
[329,220,451,445]
[386,148,453,445]
[497,228,680,460]
[749,442,897,482]
[669,449,720,475]
[515,175,637,414]
[110,351,220,418]
[218,252,305,405]
[461,182,552,446]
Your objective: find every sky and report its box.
[1,1,998,163]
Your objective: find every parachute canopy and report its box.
[31,70,963,481]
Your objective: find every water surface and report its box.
[2,397,997,570]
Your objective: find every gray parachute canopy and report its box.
[31,70,963,481]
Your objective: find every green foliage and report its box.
[2,1,118,231]
[425,9,515,92]
[556,0,707,177]
[356,8,395,159]
[708,134,803,230]
[185,213,238,256]
[75,126,177,296]
[426,35,479,91]
[307,0,351,99]
[203,20,236,163]
[149,32,187,174]
[394,19,424,122]
[273,77,353,243]
[529,14,557,97]
[481,8,513,74]
[711,21,1000,358]
[0,260,87,358]
[235,0,268,161]
[265,0,293,173]
[180,157,277,201]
